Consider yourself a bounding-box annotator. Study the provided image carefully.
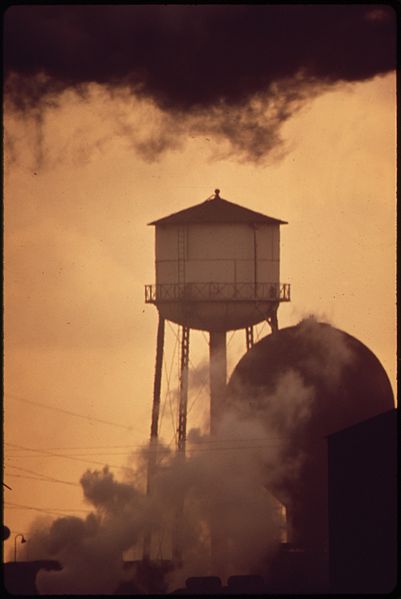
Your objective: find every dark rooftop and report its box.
[148,189,287,226]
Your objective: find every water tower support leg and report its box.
[173,326,190,564]
[150,314,165,441]
[267,303,279,333]
[177,326,190,454]
[143,313,165,561]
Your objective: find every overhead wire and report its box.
[5,437,311,461]
[5,442,135,472]
[255,321,267,342]
[5,393,140,433]
[163,323,179,445]
[4,464,80,487]
[5,501,91,517]
[5,473,80,487]
[5,435,300,456]
[166,321,210,425]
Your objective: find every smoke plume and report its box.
[26,318,357,593]
[4,5,395,162]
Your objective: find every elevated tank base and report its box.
[156,300,279,332]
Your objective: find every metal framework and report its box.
[246,325,254,351]
[177,326,190,455]
[145,281,290,303]
[145,283,285,564]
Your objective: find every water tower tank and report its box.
[226,321,394,549]
[145,190,290,332]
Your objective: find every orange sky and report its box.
[3,72,396,557]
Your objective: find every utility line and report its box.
[5,442,135,472]
[166,321,210,433]
[5,465,79,487]
[161,324,179,444]
[5,501,91,516]
[5,435,303,455]
[6,441,297,460]
[6,473,80,487]
[5,393,138,433]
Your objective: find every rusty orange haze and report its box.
[3,73,396,554]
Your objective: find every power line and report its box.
[6,473,79,487]
[5,393,139,433]
[4,435,305,455]
[5,465,79,487]
[161,323,179,444]
[166,322,212,418]
[5,501,91,516]
[5,442,135,472]
[5,439,306,461]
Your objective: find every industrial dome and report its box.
[226,319,394,548]
[227,320,394,434]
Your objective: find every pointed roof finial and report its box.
[214,188,221,199]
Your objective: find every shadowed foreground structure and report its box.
[225,322,395,592]
[227,323,394,549]
[3,406,397,595]
[3,560,62,595]
[328,410,398,594]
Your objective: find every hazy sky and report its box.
[3,5,396,556]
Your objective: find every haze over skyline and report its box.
[3,4,396,562]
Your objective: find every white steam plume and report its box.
[26,316,353,593]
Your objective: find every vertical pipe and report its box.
[209,330,227,576]
[143,313,165,561]
[209,331,227,436]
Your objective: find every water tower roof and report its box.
[148,195,287,226]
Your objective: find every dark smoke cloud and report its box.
[3,5,396,162]
[4,5,395,110]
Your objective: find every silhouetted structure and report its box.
[171,574,267,594]
[145,190,289,562]
[3,560,61,595]
[328,409,398,593]
[227,323,394,562]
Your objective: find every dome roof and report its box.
[226,320,394,548]
[227,321,394,438]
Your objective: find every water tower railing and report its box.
[145,282,290,303]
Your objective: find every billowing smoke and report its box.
[28,468,156,594]
[292,316,354,387]
[4,5,395,162]
[26,317,355,593]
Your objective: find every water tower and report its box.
[145,189,290,451]
[143,189,290,561]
